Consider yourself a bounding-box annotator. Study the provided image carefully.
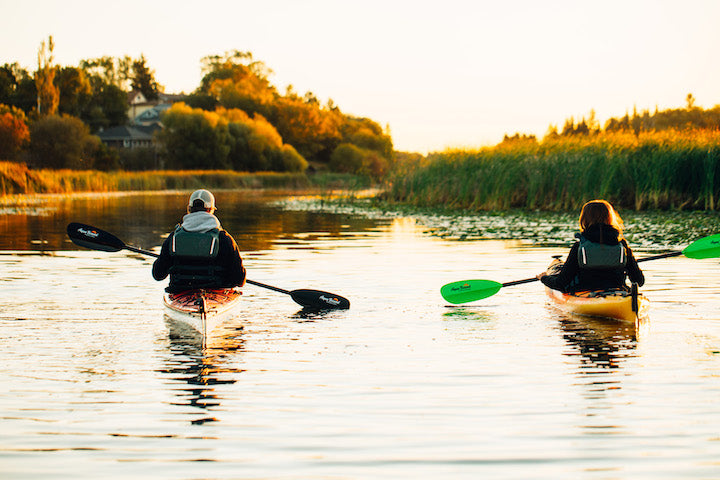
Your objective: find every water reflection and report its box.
[556,313,641,370]
[160,317,246,424]
[0,190,389,254]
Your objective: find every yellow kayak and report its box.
[545,287,649,323]
[544,259,649,323]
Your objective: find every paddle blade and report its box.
[682,234,720,259]
[67,223,124,252]
[440,279,503,304]
[290,289,350,310]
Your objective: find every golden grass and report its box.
[387,129,720,211]
[0,162,368,196]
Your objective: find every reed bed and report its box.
[387,129,720,211]
[0,162,368,196]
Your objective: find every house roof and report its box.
[127,90,148,105]
[133,104,171,123]
[97,124,160,141]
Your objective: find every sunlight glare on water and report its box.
[1,192,720,479]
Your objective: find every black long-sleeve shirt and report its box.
[541,224,644,293]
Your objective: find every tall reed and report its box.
[387,129,720,211]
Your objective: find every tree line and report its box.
[503,93,720,144]
[0,38,394,178]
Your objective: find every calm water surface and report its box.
[1,191,720,479]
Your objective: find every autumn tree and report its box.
[0,104,30,160]
[198,50,277,119]
[192,50,394,175]
[158,103,306,172]
[272,93,343,162]
[35,36,59,116]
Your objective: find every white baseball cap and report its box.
[188,189,216,210]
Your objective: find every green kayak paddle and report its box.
[441,233,720,304]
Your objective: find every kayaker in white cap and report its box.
[152,189,246,293]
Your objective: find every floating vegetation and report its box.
[277,197,720,251]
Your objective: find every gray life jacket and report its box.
[170,226,220,258]
[168,227,224,289]
[577,234,627,269]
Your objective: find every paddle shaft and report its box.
[66,222,349,309]
[502,277,538,287]
[637,251,682,263]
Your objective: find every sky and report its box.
[2,0,720,153]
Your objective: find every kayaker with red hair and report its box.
[537,199,644,293]
[152,189,246,293]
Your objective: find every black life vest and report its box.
[168,227,225,289]
[576,233,627,269]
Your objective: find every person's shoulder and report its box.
[219,229,239,245]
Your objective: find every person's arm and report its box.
[539,243,580,292]
[221,231,246,287]
[623,240,645,286]
[152,235,173,281]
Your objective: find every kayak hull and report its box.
[163,288,243,335]
[545,287,649,323]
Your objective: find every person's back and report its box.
[570,223,633,292]
[152,189,246,293]
[538,200,644,293]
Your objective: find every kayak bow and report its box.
[163,288,243,336]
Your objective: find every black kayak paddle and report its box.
[67,222,350,310]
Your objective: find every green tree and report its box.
[80,56,131,90]
[0,64,16,105]
[131,54,160,101]
[340,116,393,159]
[35,36,59,116]
[329,142,389,180]
[29,114,99,169]
[0,64,35,114]
[78,83,128,132]
[158,103,232,169]
[55,66,92,117]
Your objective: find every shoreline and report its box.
[0,161,375,203]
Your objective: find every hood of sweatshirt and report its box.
[180,211,222,232]
[578,223,621,245]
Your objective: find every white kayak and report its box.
[163,288,243,336]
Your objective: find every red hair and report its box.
[579,199,624,235]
